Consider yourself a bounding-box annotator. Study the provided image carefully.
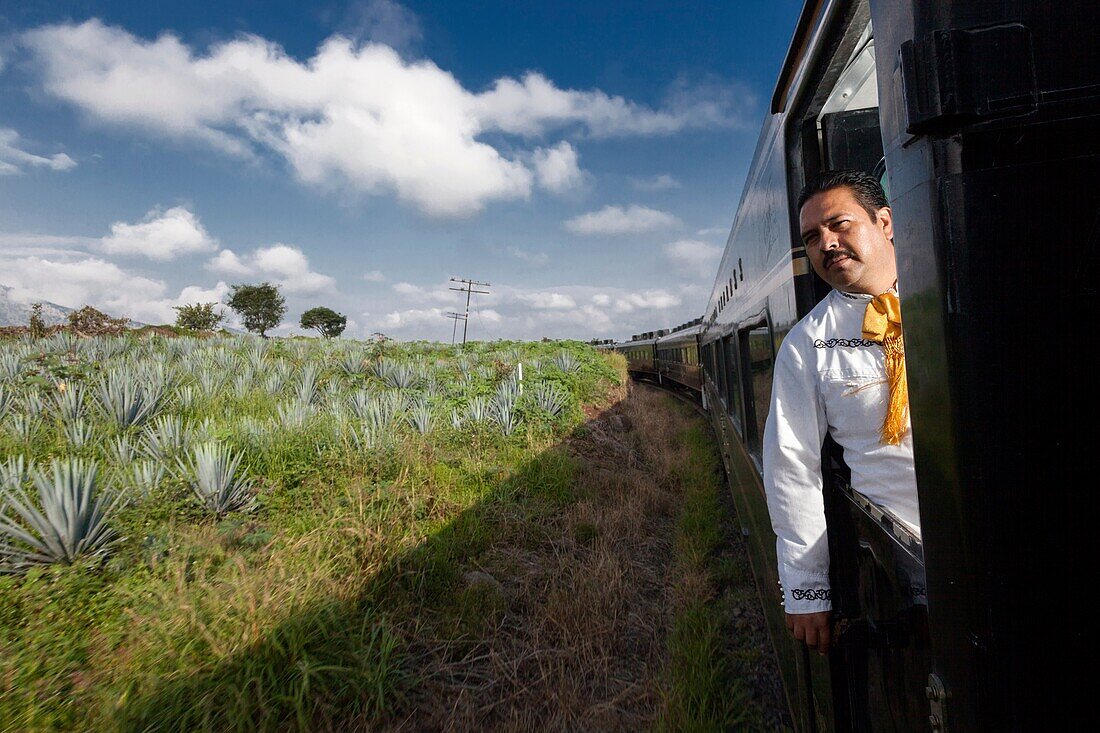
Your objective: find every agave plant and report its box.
[263,372,286,396]
[276,400,315,428]
[295,363,321,405]
[376,359,416,389]
[190,416,217,442]
[62,418,96,449]
[407,401,434,435]
[22,392,46,418]
[0,352,23,382]
[0,458,122,571]
[0,385,12,420]
[5,413,39,442]
[531,382,570,417]
[97,370,160,429]
[196,370,224,396]
[126,459,165,497]
[349,423,378,452]
[0,455,29,494]
[491,395,519,435]
[177,443,255,516]
[108,435,138,464]
[495,376,521,403]
[232,372,254,399]
[465,396,490,424]
[173,384,197,411]
[53,384,87,422]
[140,415,190,461]
[552,350,581,373]
[340,352,368,377]
[450,408,463,430]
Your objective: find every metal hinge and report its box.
[900,24,1037,135]
[926,673,949,732]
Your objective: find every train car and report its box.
[655,319,704,392]
[617,333,659,376]
[624,0,1099,729]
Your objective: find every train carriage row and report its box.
[614,0,1099,730]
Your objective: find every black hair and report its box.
[797,169,889,222]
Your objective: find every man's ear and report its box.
[877,206,894,242]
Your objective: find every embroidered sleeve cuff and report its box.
[779,565,832,613]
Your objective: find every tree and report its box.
[299,306,347,338]
[174,302,226,332]
[67,305,129,336]
[226,283,286,338]
[28,303,48,339]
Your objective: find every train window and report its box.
[722,334,743,435]
[740,320,775,459]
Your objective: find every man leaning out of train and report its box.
[763,170,922,655]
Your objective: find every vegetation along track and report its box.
[0,333,786,731]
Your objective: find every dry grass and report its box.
[384,383,725,732]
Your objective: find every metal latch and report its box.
[926,673,949,732]
[899,24,1037,135]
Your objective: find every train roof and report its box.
[655,322,704,347]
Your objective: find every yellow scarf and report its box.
[861,291,909,445]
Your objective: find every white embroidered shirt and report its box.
[762,288,921,613]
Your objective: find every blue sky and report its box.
[0,0,803,341]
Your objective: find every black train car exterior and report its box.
[620,0,1099,729]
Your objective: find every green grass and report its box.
[657,418,774,732]
[0,335,623,731]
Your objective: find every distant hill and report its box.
[0,285,153,329]
[0,284,73,327]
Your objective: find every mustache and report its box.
[824,249,857,268]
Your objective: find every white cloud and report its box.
[100,206,217,260]
[630,173,680,191]
[176,281,231,306]
[564,204,680,235]
[205,243,335,294]
[663,239,723,277]
[612,289,682,313]
[514,291,576,309]
[0,127,77,175]
[362,278,695,342]
[340,0,422,53]
[362,269,385,282]
[380,306,446,329]
[532,141,584,193]
[696,225,728,237]
[206,248,251,276]
[0,252,234,325]
[474,72,737,138]
[23,20,740,217]
[391,281,423,295]
[506,247,549,266]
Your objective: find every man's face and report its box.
[799,186,896,295]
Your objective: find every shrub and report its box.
[174,302,226,332]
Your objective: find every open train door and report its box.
[871,1,1100,728]
[779,2,935,729]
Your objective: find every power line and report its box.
[444,311,466,345]
[448,277,489,345]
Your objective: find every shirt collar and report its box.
[834,282,900,302]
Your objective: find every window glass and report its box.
[723,335,743,434]
[742,323,775,458]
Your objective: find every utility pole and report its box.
[448,277,490,345]
[445,311,466,344]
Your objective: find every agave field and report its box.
[0,332,620,730]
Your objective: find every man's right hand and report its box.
[785,611,833,655]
